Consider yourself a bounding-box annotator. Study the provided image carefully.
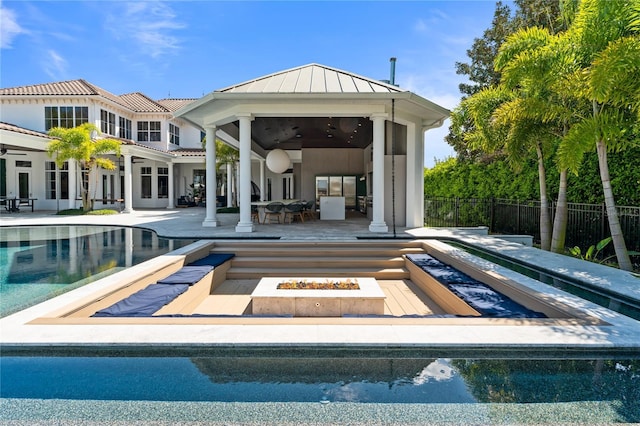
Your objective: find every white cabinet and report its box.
[320,196,345,220]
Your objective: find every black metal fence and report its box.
[424,197,640,253]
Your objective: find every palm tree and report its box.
[47,123,121,212]
[555,0,639,271]
[493,26,577,253]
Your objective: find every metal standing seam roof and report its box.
[217,63,406,94]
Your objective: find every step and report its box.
[226,267,410,280]
[230,256,406,269]
[210,246,425,258]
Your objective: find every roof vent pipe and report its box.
[389,57,397,86]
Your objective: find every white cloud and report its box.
[106,1,185,59]
[0,6,26,49]
[43,50,68,80]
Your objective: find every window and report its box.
[140,166,152,199]
[45,106,88,130]
[119,117,132,139]
[100,110,116,135]
[137,121,161,142]
[15,161,32,168]
[158,167,168,199]
[45,161,69,200]
[169,123,180,146]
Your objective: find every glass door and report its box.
[18,171,31,199]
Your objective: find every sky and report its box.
[0,0,501,168]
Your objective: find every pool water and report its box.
[1,354,638,423]
[0,226,194,317]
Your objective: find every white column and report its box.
[259,159,266,201]
[122,153,134,213]
[68,159,77,209]
[235,113,254,232]
[226,163,233,207]
[167,161,174,209]
[405,122,423,228]
[369,113,388,232]
[203,126,219,227]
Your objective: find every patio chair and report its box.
[251,205,261,223]
[284,202,305,224]
[263,202,284,223]
[302,200,316,221]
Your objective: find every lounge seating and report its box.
[92,265,215,317]
[92,284,190,317]
[188,253,235,267]
[251,205,260,223]
[405,254,546,318]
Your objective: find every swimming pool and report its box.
[1,351,638,424]
[0,226,194,317]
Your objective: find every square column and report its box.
[369,113,388,232]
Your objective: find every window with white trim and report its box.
[45,161,69,200]
[137,121,161,142]
[169,123,180,146]
[45,106,88,130]
[158,167,168,199]
[100,109,116,135]
[140,166,152,199]
[119,117,132,139]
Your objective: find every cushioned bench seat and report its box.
[92,284,189,317]
[188,253,235,267]
[157,265,214,284]
[92,265,215,317]
[405,253,546,318]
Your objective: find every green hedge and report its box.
[425,147,640,206]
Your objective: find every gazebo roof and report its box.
[217,63,405,94]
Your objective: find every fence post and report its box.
[601,202,607,241]
[490,197,495,233]
[455,197,459,227]
[517,200,521,234]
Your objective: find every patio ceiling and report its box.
[221,116,374,150]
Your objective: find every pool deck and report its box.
[1,209,639,354]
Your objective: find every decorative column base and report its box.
[202,218,220,227]
[235,222,255,233]
[369,221,388,233]
[122,208,134,214]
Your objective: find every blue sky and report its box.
[1,1,501,167]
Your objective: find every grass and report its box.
[56,208,119,216]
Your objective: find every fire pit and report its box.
[251,277,386,317]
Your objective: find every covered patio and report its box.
[174,63,449,233]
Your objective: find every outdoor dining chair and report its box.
[302,200,316,221]
[284,202,305,224]
[263,202,285,223]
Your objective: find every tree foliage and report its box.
[47,123,121,212]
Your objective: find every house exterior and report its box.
[1,63,449,232]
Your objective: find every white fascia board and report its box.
[0,130,51,151]
[121,145,175,162]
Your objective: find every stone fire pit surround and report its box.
[251,277,386,317]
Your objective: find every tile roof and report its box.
[0,122,53,139]
[218,63,405,94]
[0,80,174,113]
[157,98,198,112]
[119,92,171,113]
[170,148,205,156]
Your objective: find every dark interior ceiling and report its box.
[225,116,374,151]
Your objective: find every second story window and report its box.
[137,121,161,142]
[100,110,116,135]
[119,117,132,139]
[169,123,180,146]
[45,106,88,130]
